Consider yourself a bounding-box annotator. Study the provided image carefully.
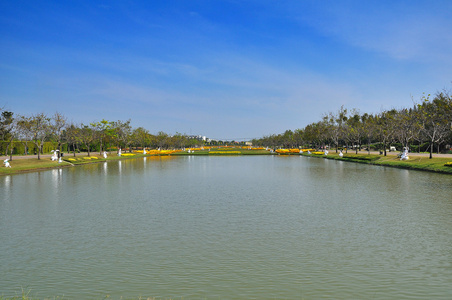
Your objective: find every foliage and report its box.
[1,88,451,161]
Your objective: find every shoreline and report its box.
[1,150,452,176]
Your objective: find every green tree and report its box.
[91,119,111,154]
[418,92,452,158]
[50,112,67,158]
[24,113,51,160]
[79,124,96,156]
[375,110,397,156]
[132,127,151,149]
[1,110,18,159]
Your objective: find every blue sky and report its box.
[1,0,451,140]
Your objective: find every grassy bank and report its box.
[2,148,452,176]
[301,151,452,174]
[0,148,272,176]
[0,153,148,176]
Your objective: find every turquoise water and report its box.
[1,156,452,299]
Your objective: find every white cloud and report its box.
[297,1,452,63]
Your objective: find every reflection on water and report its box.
[1,156,451,299]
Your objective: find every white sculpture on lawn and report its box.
[400,148,409,160]
[143,148,147,155]
[339,150,343,157]
[324,149,329,155]
[103,151,108,159]
[3,159,11,168]
[118,148,122,156]
[51,150,59,161]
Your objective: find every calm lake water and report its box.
[1,156,452,299]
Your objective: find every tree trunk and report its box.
[429,143,433,159]
[37,144,41,160]
[9,141,13,160]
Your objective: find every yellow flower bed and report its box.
[121,153,135,156]
[312,151,325,155]
[210,151,241,154]
[83,157,92,159]
[159,150,174,154]
[275,149,290,153]
[444,162,452,167]
[301,149,316,152]
[68,158,76,161]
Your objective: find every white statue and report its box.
[118,148,122,156]
[324,149,329,155]
[51,150,58,161]
[307,150,311,154]
[103,151,107,159]
[4,159,11,168]
[339,150,343,157]
[58,157,62,163]
[143,148,147,155]
[400,148,409,160]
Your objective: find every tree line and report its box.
[0,112,225,160]
[251,90,452,159]
[2,90,451,160]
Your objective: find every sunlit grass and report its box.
[312,151,452,174]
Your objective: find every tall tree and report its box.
[111,119,132,152]
[50,112,67,158]
[65,123,81,157]
[326,105,348,152]
[418,92,452,158]
[21,113,51,160]
[361,113,377,154]
[375,110,397,156]
[91,119,111,154]
[132,127,151,149]
[79,124,95,156]
[1,111,18,159]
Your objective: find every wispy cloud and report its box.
[296,1,452,63]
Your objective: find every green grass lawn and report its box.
[302,151,452,174]
[0,153,146,176]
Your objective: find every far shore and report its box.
[3,149,452,161]
[1,149,452,176]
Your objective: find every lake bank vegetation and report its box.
[252,90,452,159]
[1,89,451,175]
